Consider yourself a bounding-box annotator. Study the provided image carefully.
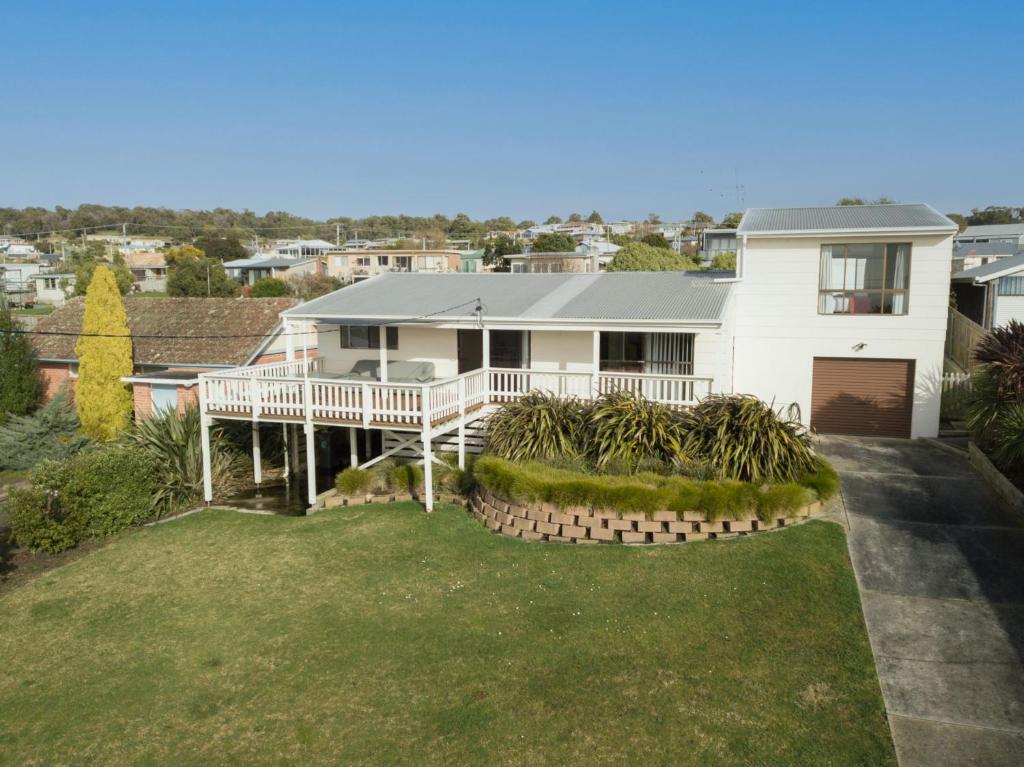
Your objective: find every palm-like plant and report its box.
[586,390,686,471]
[973,320,1024,399]
[681,394,817,483]
[127,405,247,513]
[990,403,1024,470]
[485,391,586,462]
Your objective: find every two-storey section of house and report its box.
[732,204,958,439]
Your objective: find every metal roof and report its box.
[959,223,1024,239]
[737,204,956,234]
[954,241,1022,258]
[284,272,733,324]
[952,252,1024,283]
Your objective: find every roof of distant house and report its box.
[952,252,1024,283]
[959,223,1024,239]
[283,271,733,324]
[738,204,956,235]
[223,257,313,269]
[31,296,298,366]
[954,241,1022,258]
[124,251,166,268]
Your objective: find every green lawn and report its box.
[0,504,895,766]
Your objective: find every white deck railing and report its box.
[200,364,713,431]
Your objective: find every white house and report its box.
[951,252,1024,329]
[197,203,958,511]
[324,250,459,283]
[32,271,75,305]
[223,257,318,286]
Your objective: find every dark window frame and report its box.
[339,325,398,350]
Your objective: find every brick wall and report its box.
[177,384,198,413]
[38,362,74,401]
[468,489,824,545]
[133,383,152,423]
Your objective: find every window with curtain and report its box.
[339,325,398,350]
[818,243,910,315]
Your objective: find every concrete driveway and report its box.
[818,436,1024,767]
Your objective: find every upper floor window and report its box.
[339,325,398,350]
[377,255,389,266]
[818,243,910,315]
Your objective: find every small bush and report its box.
[682,394,818,483]
[757,483,812,522]
[336,467,372,496]
[0,387,90,471]
[990,403,1024,470]
[485,392,586,462]
[6,487,80,553]
[368,458,398,493]
[391,462,424,495]
[799,460,841,500]
[698,481,758,522]
[587,391,686,471]
[63,445,159,536]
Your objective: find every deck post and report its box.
[379,328,389,383]
[200,415,213,503]
[282,423,290,478]
[591,330,600,398]
[284,320,295,362]
[304,423,317,507]
[482,328,490,368]
[457,375,466,470]
[421,387,433,513]
[349,427,359,468]
[289,424,300,471]
[252,422,262,486]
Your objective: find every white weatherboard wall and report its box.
[732,233,954,438]
[529,331,592,372]
[314,325,459,378]
[992,294,1024,328]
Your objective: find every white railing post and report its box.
[591,330,600,400]
[421,386,433,512]
[198,377,214,504]
[361,383,371,428]
[251,378,262,420]
[457,375,466,470]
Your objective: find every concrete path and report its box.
[819,437,1024,767]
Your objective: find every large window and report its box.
[339,325,398,350]
[818,243,910,315]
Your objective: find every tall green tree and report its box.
[543,215,562,225]
[607,242,698,272]
[167,257,240,297]
[640,233,672,250]
[720,212,743,228]
[193,234,248,262]
[483,235,522,272]
[75,265,134,440]
[531,232,577,252]
[691,211,713,225]
[567,212,583,222]
[586,210,604,224]
[0,305,41,418]
[68,244,133,296]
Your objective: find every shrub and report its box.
[335,467,372,496]
[681,394,818,483]
[128,405,247,513]
[757,483,812,523]
[485,392,586,462]
[0,386,90,471]
[587,390,686,471]
[973,320,1024,399]
[0,305,41,417]
[391,462,424,495]
[249,277,291,297]
[697,481,759,521]
[799,460,841,500]
[62,445,159,536]
[435,452,473,495]
[6,487,80,553]
[965,369,1006,448]
[369,458,398,493]
[990,403,1024,470]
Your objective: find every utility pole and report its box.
[207,262,211,297]
[122,222,128,253]
[335,223,340,247]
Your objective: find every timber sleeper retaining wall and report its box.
[469,489,824,545]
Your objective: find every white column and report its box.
[457,375,466,470]
[200,414,213,503]
[378,327,389,383]
[422,433,434,512]
[289,424,299,472]
[304,423,317,506]
[282,424,290,478]
[284,320,295,362]
[349,427,359,468]
[252,423,262,485]
[482,328,490,368]
[591,330,600,398]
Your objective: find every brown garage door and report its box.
[811,358,915,438]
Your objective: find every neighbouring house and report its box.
[271,239,339,258]
[30,297,317,421]
[324,250,460,283]
[196,202,958,511]
[223,257,318,286]
[31,271,75,306]
[700,228,738,262]
[458,249,486,273]
[951,252,1024,329]
[124,251,169,292]
[956,223,1024,248]
[506,250,610,273]
[1,262,50,306]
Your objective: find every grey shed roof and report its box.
[952,252,1024,283]
[738,204,956,234]
[284,272,733,324]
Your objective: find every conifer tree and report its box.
[75,265,134,439]
[0,304,41,418]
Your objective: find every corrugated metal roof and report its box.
[960,223,1024,238]
[285,272,732,323]
[954,241,1022,258]
[952,252,1024,283]
[738,204,956,234]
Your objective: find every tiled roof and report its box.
[738,204,956,234]
[31,296,297,365]
[284,272,733,324]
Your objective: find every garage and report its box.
[810,357,915,438]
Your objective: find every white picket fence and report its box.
[942,371,972,392]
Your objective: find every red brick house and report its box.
[30,297,316,420]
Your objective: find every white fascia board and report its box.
[302,315,723,331]
[742,226,957,239]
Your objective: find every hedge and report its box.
[473,455,838,522]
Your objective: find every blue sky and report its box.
[2,0,1021,222]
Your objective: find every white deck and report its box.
[199,357,713,437]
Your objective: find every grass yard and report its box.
[0,504,895,766]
